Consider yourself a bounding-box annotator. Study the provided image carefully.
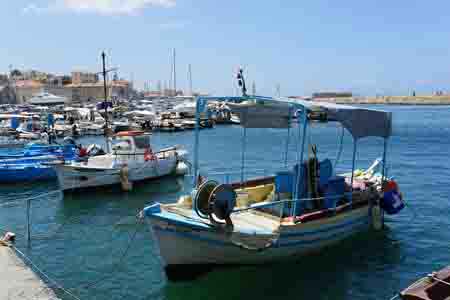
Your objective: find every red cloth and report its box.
[79,148,87,157]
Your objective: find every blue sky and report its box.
[2,0,450,96]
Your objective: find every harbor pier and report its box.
[0,244,60,300]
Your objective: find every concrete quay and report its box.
[316,95,450,105]
[0,245,60,300]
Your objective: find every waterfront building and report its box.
[71,71,98,85]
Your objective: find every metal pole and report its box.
[284,106,292,167]
[292,106,308,217]
[381,138,388,189]
[380,137,388,228]
[240,126,247,184]
[192,97,202,187]
[173,48,177,96]
[26,198,31,247]
[101,52,110,153]
[350,139,358,206]
[188,64,193,96]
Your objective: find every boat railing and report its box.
[232,194,344,213]
[189,166,298,184]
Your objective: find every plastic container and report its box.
[275,171,293,194]
[323,176,345,209]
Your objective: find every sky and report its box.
[2,0,450,96]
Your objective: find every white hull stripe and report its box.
[152,215,369,249]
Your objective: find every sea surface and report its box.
[0,105,449,300]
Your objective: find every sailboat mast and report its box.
[101,51,111,152]
[188,64,193,96]
[102,52,108,128]
[173,48,177,96]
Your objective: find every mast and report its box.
[188,64,193,96]
[101,51,111,152]
[173,48,177,96]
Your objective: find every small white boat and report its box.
[55,131,188,192]
[28,92,68,106]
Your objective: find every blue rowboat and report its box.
[0,143,77,160]
[0,163,56,182]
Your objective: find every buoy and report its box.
[120,164,133,192]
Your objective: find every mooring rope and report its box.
[11,245,82,300]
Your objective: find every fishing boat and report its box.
[0,148,78,183]
[399,266,450,300]
[0,162,56,183]
[142,92,405,280]
[0,143,77,160]
[55,131,189,192]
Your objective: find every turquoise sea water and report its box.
[0,105,449,300]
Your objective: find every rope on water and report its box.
[389,294,399,300]
[11,245,82,300]
[428,273,450,286]
[75,217,142,291]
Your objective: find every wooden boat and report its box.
[400,267,450,300]
[55,131,188,192]
[142,93,405,280]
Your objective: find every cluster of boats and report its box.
[2,89,445,299]
[0,94,240,144]
[0,131,189,192]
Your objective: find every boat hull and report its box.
[147,205,370,267]
[56,156,179,191]
[0,165,56,182]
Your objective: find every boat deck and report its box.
[164,205,281,235]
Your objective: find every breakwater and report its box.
[316,95,450,105]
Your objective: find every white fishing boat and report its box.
[142,91,405,280]
[55,131,189,192]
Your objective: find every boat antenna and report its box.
[236,68,247,97]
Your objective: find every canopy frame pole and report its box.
[292,106,308,217]
[283,106,292,168]
[379,137,389,228]
[381,137,388,189]
[334,125,345,170]
[193,97,202,187]
[350,138,358,206]
[240,125,247,184]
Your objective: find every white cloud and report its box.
[23,0,176,15]
[23,3,45,14]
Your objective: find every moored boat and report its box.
[142,92,405,280]
[55,131,189,192]
[399,266,450,300]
